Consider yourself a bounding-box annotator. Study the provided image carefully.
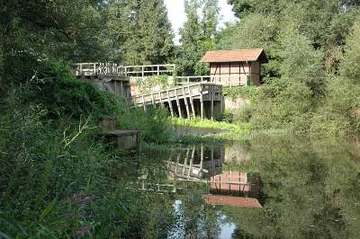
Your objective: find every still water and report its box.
[131,136,360,239]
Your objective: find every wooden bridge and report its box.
[131,82,223,119]
[74,63,224,119]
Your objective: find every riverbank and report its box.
[171,118,252,143]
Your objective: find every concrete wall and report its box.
[82,77,131,99]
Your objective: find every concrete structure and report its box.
[201,48,268,86]
[98,117,139,151]
[74,63,131,99]
[101,130,140,150]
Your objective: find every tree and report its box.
[104,0,174,65]
[340,18,360,82]
[0,0,105,94]
[177,0,219,76]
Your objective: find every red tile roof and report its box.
[201,48,267,63]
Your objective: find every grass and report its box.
[171,117,252,142]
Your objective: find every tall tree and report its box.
[104,0,174,65]
[177,0,219,75]
[0,0,104,93]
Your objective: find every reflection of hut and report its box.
[201,48,268,86]
[209,171,260,198]
[203,195,262,208]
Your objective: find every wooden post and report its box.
[176,94,182,118]
[188,146,195,179]
[182,87,190,119]
[142,95,146,111]
[183,149,190,176]
[120,81,124,97]
[211,89,214,120]
[151,93,155,106]
[200,93,204,119]
[167,90,174,117]
[188,85,195,118]
[159,92,164,108]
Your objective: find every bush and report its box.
[118,106,172,144]
[0,61,175,238]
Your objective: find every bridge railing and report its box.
[74,63,176,78]
[175,75,212,85]
[121,64,176,77]
[74,63,122,76]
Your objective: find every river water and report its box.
[131,135,360,239]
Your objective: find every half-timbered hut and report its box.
[201,48,268,86]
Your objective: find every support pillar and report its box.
[200,94,204,119]
[211,91,214,120]
[182,87,190,119]
[167,91,174,117]
[176,95,182,118]
[188,85,196,118]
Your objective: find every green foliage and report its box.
[224,135,360,238]
[176,0,219,76]
[119,107,172,144]
[0,61,174,237]
[340,18,360,82]
[223,86,258,100]
[136,75,174,94]
[104,0,175,64]
[171,118,251,142]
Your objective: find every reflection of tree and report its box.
[223,136,360,239]
[175,184,221,238]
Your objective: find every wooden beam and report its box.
[176,95,182,118]
[211,89,214,120]
[182,87,190,119]
[142,95,146,111]
[200,93,204,119]
[188,85,195,118]
[167,90,174,117]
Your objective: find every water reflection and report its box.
[165,144,262,210]
[135,136,360,238]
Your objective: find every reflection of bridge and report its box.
[165,144,262,208]
[73,63,224,119]
[167,145,223,181]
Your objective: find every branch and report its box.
[63,116,95,149]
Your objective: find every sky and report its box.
[164,0,238,44]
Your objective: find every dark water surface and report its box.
[132,136,360,239]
